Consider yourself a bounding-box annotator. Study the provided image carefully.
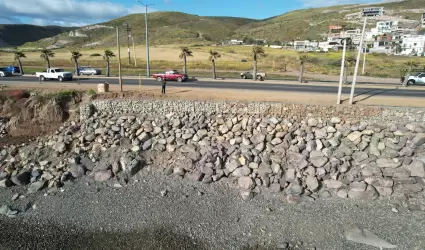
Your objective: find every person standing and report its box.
[161,77,167,94]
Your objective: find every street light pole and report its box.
[137,0,155,77]
[124,23,132,65]
[349,16,367,105]
[362,48,367,75]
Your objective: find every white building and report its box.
[230,39,243,45]
[400,35,425,56]
[376,21,396,34]
[362,7,384,17]
[293,40,318,51]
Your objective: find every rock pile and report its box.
[1,111,425,209]
[0,118,8,138]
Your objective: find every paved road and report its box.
[1,76,425,97]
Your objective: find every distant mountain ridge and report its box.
[3,0,424,48]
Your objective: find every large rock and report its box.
[347,131,362,144]
[69,164,86,178]
[348,182,379,200]
[307,118,318,127]
[120,157,141,176]
[306,175,319,192]
[310,156,328,168]
[250,133,265,145]
[238,177,255,191]
[94,170,113,182]
[352,151,369,163]
[10,171,31,186]
[376,158,401,169]
[405,160,425,177]
[324,179,344,189]
[54,142,67,153]
[411,133,425,147]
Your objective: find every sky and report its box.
[0,0,390,27]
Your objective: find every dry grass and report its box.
[1,45,424,78]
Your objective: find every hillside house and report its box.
[328,25,344,38]
[293,40,318,51]
[362,7,384,17]
[229,39,243,45]
[400,35,425,56]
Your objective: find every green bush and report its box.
[87,89,96,96]
[90,53,102,57]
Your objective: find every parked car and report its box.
[1,66,20,74]
[78,67,101,75]
[0,68,13,77]
[407,73,425,85]
[240,71,267,80]
[35,68,73,82]
[152,70,188,82]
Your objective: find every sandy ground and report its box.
[2,81,425,108]
[0,167,424,250]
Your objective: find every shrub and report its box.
[90,53,102,57]
[87,89,96,96]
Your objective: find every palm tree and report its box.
[14,51,26,75]
[251,46,267,81]
[103,49,115,77]
[179,47,193,75]
[402,59,420,87]
[344,55,356,84]
[40,49,55,69]
[70,51,83,76]
[209,50,221,79]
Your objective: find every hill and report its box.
[18,0,425,48]
[0,24,75,48]
[234,0,425,42]
[20,12,259,49]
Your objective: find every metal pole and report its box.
[117,26,123,92]
[145,5,150,77]
[337,39,347,104]
[349,17,367,105]
[362,49,366,75]
[132,35,137,67]
[126,24,131,65]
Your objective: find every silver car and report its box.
[80,68,101,75]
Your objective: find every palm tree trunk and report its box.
[283,63,287,72]
[106,60,110,77]
[212,59,216,79]
[18,59,24,75]
[183,56,187,75]
[298,63,304,83]
[253,60,257,81]
[74,59,80,76]
[46,58,50,69]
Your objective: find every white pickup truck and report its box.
[36,68,73,82]
[407,72,425,86]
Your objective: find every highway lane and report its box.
[1,76,425,98]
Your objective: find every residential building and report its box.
[341,29,362,45]
[328,25,344,38]
[400,35,425,56]
[362,7,384,17]
[229,39,243,45]
[422,13,425,28]
[293,40,318,51]
[376,21,395,34]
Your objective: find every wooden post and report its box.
[139,74,142,91]
[117,26,123,92]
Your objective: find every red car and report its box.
[152,70,188,82]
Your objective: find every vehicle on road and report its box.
[1,66,20,74]
[77,67,102,76]
[36,68,73,82]
[407,73,425,85]
[240,71,267,80]
[0,67,13,77]
[152,70,188,82]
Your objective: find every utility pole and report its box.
[124,23,132,65]
[337,38,348,104]
[117,26,123,92]
[362,47,367,75]
[137,0,155,77]
[132,35,137,67]
[349,16,367,105]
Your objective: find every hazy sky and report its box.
[0,0,388,26]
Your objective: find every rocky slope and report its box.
[1,104,424,212]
